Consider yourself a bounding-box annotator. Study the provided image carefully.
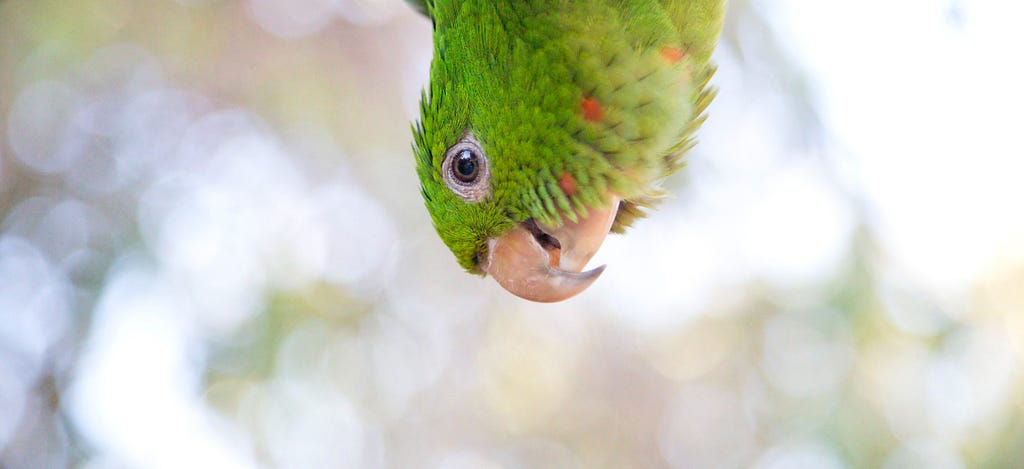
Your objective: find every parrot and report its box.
[409,0,725,302]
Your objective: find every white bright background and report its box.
[1,0,1022,468]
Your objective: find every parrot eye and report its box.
[442,134,490,202]
[453,150,478,182]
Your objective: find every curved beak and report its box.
[482,196,619,303]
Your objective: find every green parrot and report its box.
[410,0,724,302]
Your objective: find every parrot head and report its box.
[411,1,722,302]
[411,9,627,302]
[413,109,619,303]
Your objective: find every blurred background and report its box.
[2,0,1023,467]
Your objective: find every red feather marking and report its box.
[581,97,604,122]
[559,171,577,196]
[660,46,685,63]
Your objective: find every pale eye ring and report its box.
[442,134,491,202]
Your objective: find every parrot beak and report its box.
[483,196,620,303]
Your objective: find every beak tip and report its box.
[515,263,608,303]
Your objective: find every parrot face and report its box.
[412,1,724,302]
[414,126,618,302]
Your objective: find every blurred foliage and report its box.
[2,0,1023,468]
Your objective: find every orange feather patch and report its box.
[581,97,604,122]
[660,46,685,63]
[558,171,577,196]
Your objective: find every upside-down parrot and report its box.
[409,0,725,302]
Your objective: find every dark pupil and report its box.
[454,150,478,182]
